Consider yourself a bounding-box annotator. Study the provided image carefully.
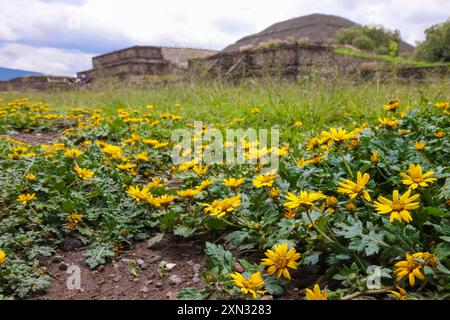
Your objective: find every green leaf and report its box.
[177,288,206,300]
[333,217,386,256]
[264,277,285,296]
[84,244,115,269]
[225,230,251,245]
[204,242,236,273]
[423,206,448,218]
[302,251,320,266]
[174,225,196,238]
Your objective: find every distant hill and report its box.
[222,13,414,53]
[0,67,42,81]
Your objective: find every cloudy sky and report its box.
[0,0,448,75]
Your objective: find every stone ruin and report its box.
[77,46,217,79]
[0,75,74,92]
[0,44,447,92]
[189,43,449,81]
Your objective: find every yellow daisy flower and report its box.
[261,243,301,280]
[374,189,420,223]
[400,164,436,189]
[337,171,371,202]
[230,272,266,299]
[305,284,328,300]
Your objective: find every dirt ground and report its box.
[32,234,319,300]
[35,236,206,300]
[1,131,61,145]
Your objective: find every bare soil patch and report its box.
[1,131,61,145]
[34,236,206,300]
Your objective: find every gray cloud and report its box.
[213,17,255,36]
[0,0,448,75]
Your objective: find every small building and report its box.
[77,46,217,79]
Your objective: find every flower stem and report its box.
[306,210,335,244]
[339,149,353,178]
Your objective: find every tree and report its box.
[415,19,450,62]
[334,25,401,55]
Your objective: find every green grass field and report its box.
[2,78,449,132]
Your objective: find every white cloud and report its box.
[0,0,448,75]
[0,43,94,75]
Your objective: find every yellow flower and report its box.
[305,284,328,300]
[394,253,426,287]
[251,107,261,114]
[378,117,399,128]
[202,195,241,218]
[337,171,372,202]
[177,189,200,199]
[412,252,438,267]
[400,129,410,136]
[269,187,280,198]
[154,141,169,149]
[434,101,449,113]
[435,131,445,138]
[400,164,436,189]
[64,148,82,158]
[294,121,303,127]
[100,144,123,158]
[388,286,408,300]
[370,150,378,164]
[415,141,425,151]
[306,137,320,150]
[283,208,298,219]
[374,189,420,223]
[0,249,6,265]
[326,196,338,208]
[192,164,208,176]
[252,171,276,188]
[384,99,400,112]
[124,133,141,145]
[25,173,37,181]
[17,193,36,204]
[67,213,83,230]
[223,177,245,190]
[74,166,94,180]
[149,194,175,207]
[261,243,301,280]
[296,157,314,167]
[347,138,360,150]
[142,138,160,146]
[283,191,325,210]
[117,163,136,171]
[270,146,289,157]
[321,127,355,144]
[147,177,165,189]
[230,272,266,299]
[196,179,215,191]
[135,152,149,162]
[126,185,152,202]
[345,201,357,212]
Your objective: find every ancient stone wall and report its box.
[79,46,218,79]
[93,46,163,68]
[161,48,217,69]
[0,76,73,92]
[189,43,448,81]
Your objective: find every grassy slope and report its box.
[334,47,450,68]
